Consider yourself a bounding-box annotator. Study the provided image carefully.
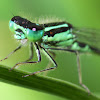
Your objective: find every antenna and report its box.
[9,10,15,17]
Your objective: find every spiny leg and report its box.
[25,42,33,62]
[75,51,91,94]
[43,51,56,76]
[23,46,57,77]
[0,45,22,62]
[10,43,41,71]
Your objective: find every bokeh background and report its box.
[0,0,100,100]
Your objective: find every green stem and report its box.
[0,65,99,100]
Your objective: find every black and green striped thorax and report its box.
[42,22,92,52]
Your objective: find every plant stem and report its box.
[0,65,99,100]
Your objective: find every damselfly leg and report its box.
[0,45,22,62]
[9,43,41,71]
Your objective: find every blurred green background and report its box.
[0,0,100,100]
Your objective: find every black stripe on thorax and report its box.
[44,27,69,37]
[42,21,72,29]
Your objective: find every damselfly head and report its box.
[9,16,44,42]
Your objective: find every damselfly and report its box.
[1,16,100,94]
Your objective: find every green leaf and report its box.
[0,65,99,100]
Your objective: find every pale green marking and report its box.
[71,42,92,52]
[42,30,75,43]
[56,39,76,47]
[42,35,48,42]
[44,24,68,32]
[80,45,92,52]
[71,42,80,50]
